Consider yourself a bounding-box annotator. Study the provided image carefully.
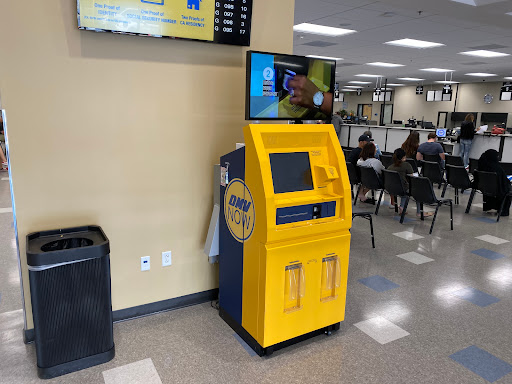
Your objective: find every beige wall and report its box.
[0,0,295,329]
[343,82,512,128]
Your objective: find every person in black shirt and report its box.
[478,149,511,216]
[347,135,371,168]
[459,113,480,169]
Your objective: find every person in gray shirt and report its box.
[331,112,343,138]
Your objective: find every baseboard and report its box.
[23,289,219,345]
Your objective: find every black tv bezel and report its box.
[451,112,478,122]
[245,50,337,121]
[76,0,253,47]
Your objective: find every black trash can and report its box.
[27,225,115,379]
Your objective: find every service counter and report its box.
[341,124,511,162]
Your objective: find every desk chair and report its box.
[380,154,393,169]
[406,158,418,173]
[444,165,471,205]
[409,176,453,234]
[446,154,464,167]
[352,211,375,248]
[466,170,512,222]
[382,169,409,224]
[422,161,447,196]
[469,158,478,174]
[358,166,385,215]
[346,162,361,206]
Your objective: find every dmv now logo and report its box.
[224,179,255,242]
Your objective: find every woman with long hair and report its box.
[356,142,384,202]
[459,113,480,169]
[401,131,420,159]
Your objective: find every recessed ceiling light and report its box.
[465,72,497,77]
[505,77,512,80]
[459,50,510,58]
[355,74,383,78]
[451,0,477,5]
[293,23,357,37]
[386,83,405,86]
[507,12,512,16]
[344,85,363,88]
[366,62,405,67]
[435,80,459,84]
[420,68,455,72]
[397,77,426,81]
[348,81,372,84]
[384,38,445,49]
[341,88,355,92]
[306,55,343,61]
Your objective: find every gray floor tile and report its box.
[102,358,162,384]
[476,235,509,245]
[392,231,424,240]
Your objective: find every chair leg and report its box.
[441,182,447,198]
[368,214,375,248]
[375,189,384,215]
[354,185,361,206]
[455,188,459,205]
[400,196,409,224]
[465,189,476,214]
[450,201,453,230]
[351,186,355,201]
[420,203,424,221]
[429,203,441,234]
[497,196,507,223]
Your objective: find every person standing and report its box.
[459,113,479,170]
[331,112,343,138]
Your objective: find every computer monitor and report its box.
[423,122,434,129]
[436,128,447,138]
[393,120,402,124]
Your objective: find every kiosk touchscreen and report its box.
[218,124,352,355]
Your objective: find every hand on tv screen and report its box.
[288,75,332,116]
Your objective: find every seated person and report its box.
[363,130,382,159]
[416,132,445,167]
[401,131,420,159]
[478,149,511,216]
[347,135,371,168]
[388,148,432,217]
[356,142,384,202]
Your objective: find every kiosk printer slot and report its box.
[219,124,352,356]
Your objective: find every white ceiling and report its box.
[293,0,512,88]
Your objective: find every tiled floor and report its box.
[1,175,512,383]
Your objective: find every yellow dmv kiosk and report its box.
[219,124,352,356]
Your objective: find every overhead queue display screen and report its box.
[77,0,253,46]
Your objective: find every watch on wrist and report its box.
[313,91,324,110]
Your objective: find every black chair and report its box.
[343,149,352,160]
[469,158,478,174]
[466,170,512,222]
[352,212,375,248]
[346,162,361,206]
[446,154,464,167]
[406,158,418,173]
[423,154,440,163]
[380,154,393,169]
[422,161,447,197]
[499,162,512,176]
[358,166,385,215]
[444,165,471,205]
[409,176,453,234]
[382,169,409,224]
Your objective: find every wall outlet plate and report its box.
[141,256,150,271]
[162,251,172,267]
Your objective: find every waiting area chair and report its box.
[406,158,418,173]
[380,154,393,169]
[382,169,409,224]
[443,165,471,205]
[352,211,375,248]
[358,166,385,215]
[446,154,464,167]
[423,154,440,163]
[499,162,512,176]
[422,161,447,196]
[466,170,512,222]
[346,162,361,205]
[409,176,453,234]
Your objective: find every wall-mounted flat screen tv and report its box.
[451,112,478,122]
[246,51,336,121]
[77,0,253,46]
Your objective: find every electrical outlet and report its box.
[162,251,172,267]
[141,256,150,271]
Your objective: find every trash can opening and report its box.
[41,238,93,252]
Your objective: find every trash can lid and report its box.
[26,225,110,267]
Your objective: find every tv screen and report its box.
[246,51,336,120]
[77,0,253,46]
[269,152,314,194]
[451,112,477,122]
[481,113,508,123]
